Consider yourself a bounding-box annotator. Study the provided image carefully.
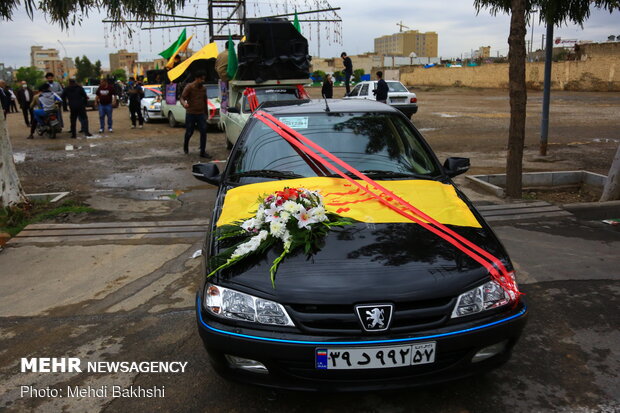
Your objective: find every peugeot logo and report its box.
[355,304,393,332]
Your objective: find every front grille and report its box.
[287,297,456,336]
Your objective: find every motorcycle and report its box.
[36,109,62,139]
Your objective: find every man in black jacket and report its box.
[0,80,10,118]
[126,78,145,128]
[61,79,91,138]
[321,74,333,98]
[373,71,389,103]
[16,81,34,127]
[341,52,353,96]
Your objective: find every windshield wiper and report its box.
[230,170,304,180]
[326,170,435,180]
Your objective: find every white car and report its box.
[161,83,221,129]
[140,85,165,122]
[345,80,418,118]
[82,86,98,110]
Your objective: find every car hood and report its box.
[210,221,510,305]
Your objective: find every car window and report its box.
[387,82,409,93]
[83,87,92,93]
[360,84,369,96]
[242,88,300,112]
[231,112,440,178]
[143,87,161,98]
[349,84,362,96]
[206,85,219,100]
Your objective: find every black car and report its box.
[193,99,527,391]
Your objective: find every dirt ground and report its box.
[6,86,619,221]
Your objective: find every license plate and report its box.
[315,342,436,370]
[390,98,406,103]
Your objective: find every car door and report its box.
[347,83,362,99]
[359,83,370,99]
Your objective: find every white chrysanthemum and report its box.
[279,211,291,222]
[230,230,269,260]
[310,206,328,222]
[256,204,266,222]
[282,230,292,250]
[282,200,301,214]
[269,220,286,238]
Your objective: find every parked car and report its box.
[161,83,221,129]
[345,80,418,118]
[192,99,527,391]
[221,79,308,149]
[82,86,97,110]
[140,85,164,123]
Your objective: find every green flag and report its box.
[293,11,301,33]
[227,34,238,80]
[159,29,187,59]
[155,63,159,70]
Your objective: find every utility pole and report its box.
[540,21,554,156]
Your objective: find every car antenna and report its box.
[323,95,331,112]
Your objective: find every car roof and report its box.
[261,99,401,115]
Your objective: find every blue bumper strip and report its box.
[196,296,527,346]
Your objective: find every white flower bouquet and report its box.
[208,187,354,286]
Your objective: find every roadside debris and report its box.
[191,249,202,259]
[602,218,620,226]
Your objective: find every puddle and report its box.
[434,113,459,118]
[97,165,195,190]
[13,152,26,163]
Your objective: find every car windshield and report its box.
[242,88,300,112]
[206,85,219,100]
[231,112,440,179]
[83,87,92,93]
[387,82,409,93]
[143,87,161,98]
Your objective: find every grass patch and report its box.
[0,200,95,237]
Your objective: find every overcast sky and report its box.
[0,0,618,69]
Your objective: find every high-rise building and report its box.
[109,49,138,73]
[374,30,438,57]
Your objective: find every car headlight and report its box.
[451,277,515,318]
[204,283,295,326]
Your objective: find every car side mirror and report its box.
[227,107,240,114]
[443,157,470,177]
[192,163,221,186]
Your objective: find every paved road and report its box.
[1,213,618,412]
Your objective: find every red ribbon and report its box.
[253,110,520,297]
[296,84,310,99]
[243,88,259,112]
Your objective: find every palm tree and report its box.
[474,0,620,198]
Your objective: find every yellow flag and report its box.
[167,42,219,82]
[216,178,481,228]
[165,35,194,69]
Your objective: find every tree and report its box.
[74,56,94,83]
[111,69,127,82]
[600,145,620,201]
[0,0,186,208]
[94,60,102,79]
[14,66,44,88]
[474,0,620,198]
[353,68,365,83]
[312,70,326,81]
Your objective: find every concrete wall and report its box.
[400,56,620,91]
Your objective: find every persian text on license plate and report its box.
[315,342,436,370]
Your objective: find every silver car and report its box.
[82,86,98,110]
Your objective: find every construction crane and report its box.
[396,21,409,32]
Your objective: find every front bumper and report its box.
[196,293,528,391]
[146,108,165,119]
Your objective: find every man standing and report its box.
[180,71,209,158]
[95,78,116,133]
[321,74,333,98]
[0,80,11,118]
[61,79,92,138]
[16,81,34,127]
[126,77,144,128]
[45,72,64,127]
[341,52,353,96]
[374,71,389,104]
